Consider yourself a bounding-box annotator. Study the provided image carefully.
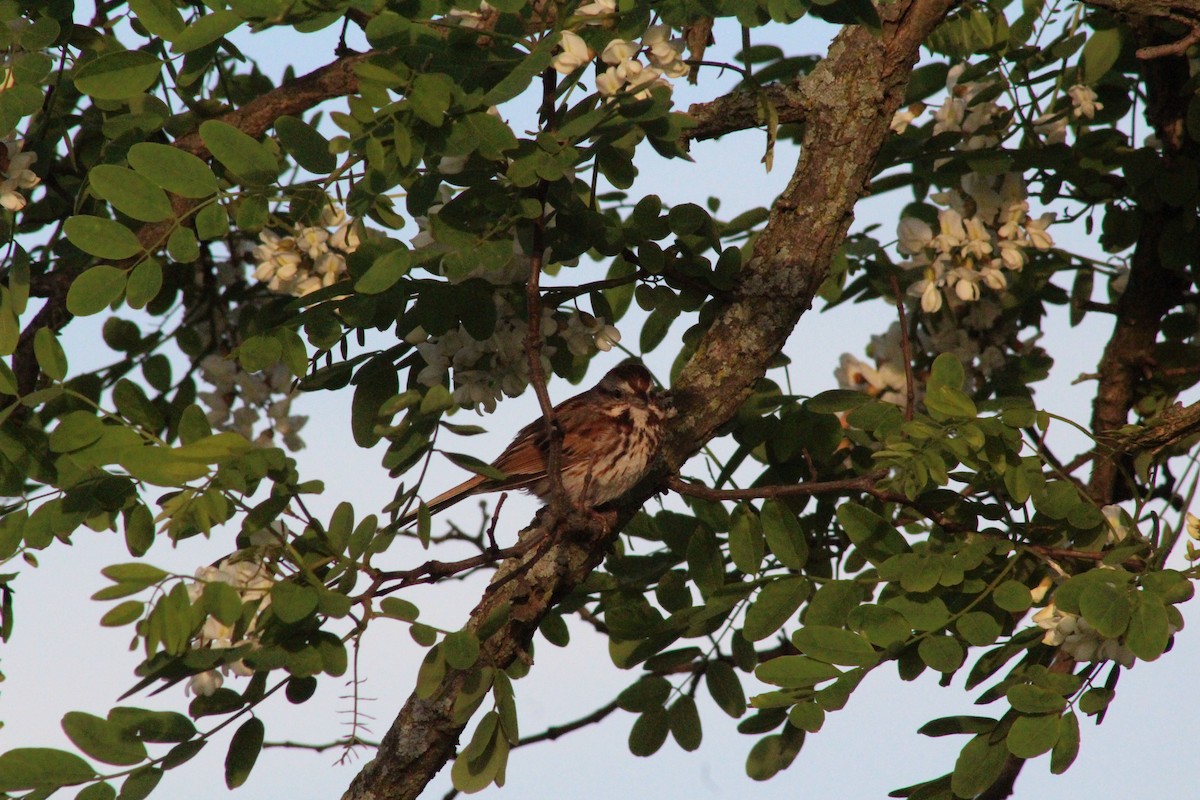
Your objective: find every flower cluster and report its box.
[898,171,1054,314]
[834,323,910,406]
[408,300,622,413]
[251,206,360,297]
[185,552,276,696]
[552,17,690,101]
[198,355,308,451]
[1032,601,1136,668]
[1,137,38,212]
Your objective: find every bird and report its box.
[403,362,672,523]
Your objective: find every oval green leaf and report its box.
[74,51,163,100]
[64,216,143,260]
[200,120,278,184]
[127,143,219,198]
[89,165,173,222]
[67,265,127,317]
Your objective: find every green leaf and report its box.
[62,712,148,766]
[67,266,127,317]
[100,600,144,627]
[1007,683,1067,714]
[992,580,1033,612]
[74,51,163,100]
[119,447,211,486]
[1081,28,1122,85]
[0,748,95,791]
[755,655,841,687]
[77,781,117,800]
[481,36,557,105]
[128,0,185,39]
[108,707,196,744]
[791,625,878,667]
[667,696,702,752]
[805,390,870,413]
[628,709,669,757]
[704,661,746,718]
[728,504,765,575]
[761,499,807,569]
[127,143,219,198]
[1051,711,1080,774]
[443,629,481,670]
[223,717,264,789]
[34,328,68,381]
[167,226,200,263]
[380,596,420,622]
[49,411,105,453]
[199,120,278,184]
[847,604,911,647]
[837,502,908,565]
[743,576,809,642]
[917,715,996,737]
[89,165,174,222]
[442,451,507,481]
[355,248,410,294]
[118,766,162,800]
[917,635,964,673]
[1078,581,1131,638]
[275,116,336,174]
[171,10,242,53]
[951,735,1007,798]
[101,563,168,585]
[1006,713,1060,758]
[64,216,143,260]
[270,582,318,624]
[126,260,163,309]
[686,527,725,595]
[1125,594,1170,660]
[956,611,1002,646]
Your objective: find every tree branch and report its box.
[342,3,958,798]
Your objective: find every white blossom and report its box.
[1068,84,1103,119]
[601,38,638,65]
[552,31,592,75]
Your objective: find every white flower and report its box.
[1102,505,1131,545]
[961,216,993,260]
[594,324,621,351]
[295,225,330,259]
[933,97,966,135]
[890,103,924,134]
[186,670,224,697]
[1029,576,1054,604]
[596,66,624,96]
[438,154,468,175]
[576,0,616,19]
[1186,512,1200,540]
[912,275,943,313]
[949,267,981,302]
[1068,84,1103,119]
[931,209,966,253]
[1025,213,1055,249]
[997,239,1025,270]
[976,263,1005,290]
[642,25,688,77]
[601,38,638,65]
[897,217,933,255]
[552,31,592,75]
[1033,111,1068,144]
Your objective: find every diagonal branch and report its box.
[342,2,958,799]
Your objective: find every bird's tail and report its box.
[397,474,488,528]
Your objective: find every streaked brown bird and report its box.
[406,362,672,521]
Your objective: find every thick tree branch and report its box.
[342,2,957,798]
[684,81,808,143]
[1086,25,1192,504]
